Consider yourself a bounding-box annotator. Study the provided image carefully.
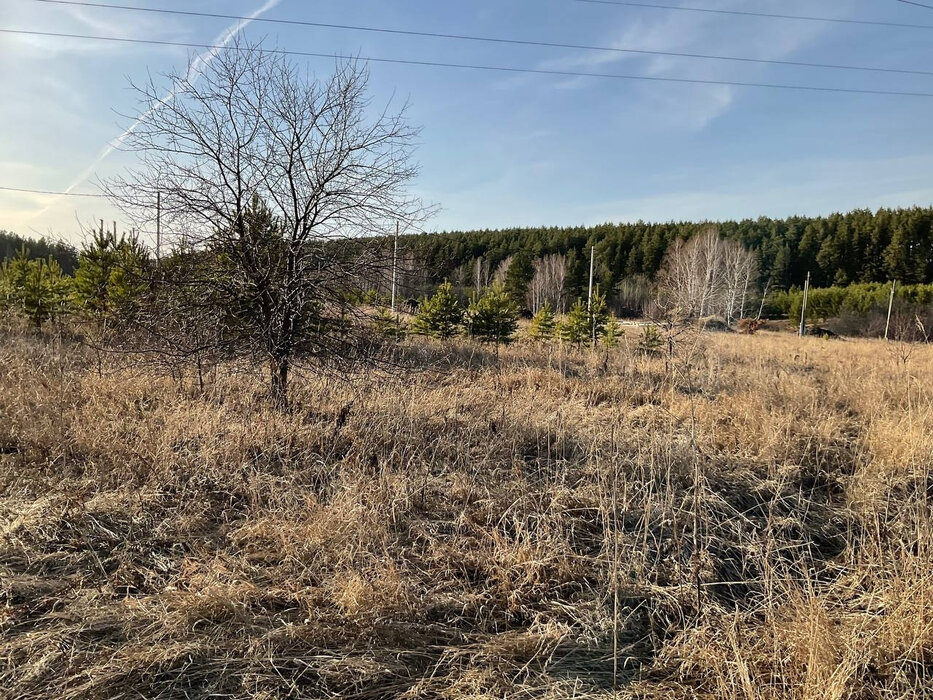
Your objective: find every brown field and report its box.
[1,326,932,699]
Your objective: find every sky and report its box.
[1,0,932,247]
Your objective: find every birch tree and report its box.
[526,253,567,313]
[656,227,757,324]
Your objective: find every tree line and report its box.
[395,206,933,301]
[0,231,78,275]
[6,206,932,324]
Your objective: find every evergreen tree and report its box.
[529,301,556,339]
[0,247,71,328]
[559,299,591,348]
[564,249,588,301]
[638,325,663,354]
[73,229,147,319]
[372,306,405,341]
[589,290,609,343]
[503,251,534,307]
[414,281,463,339]
[466,283,519,347]
[558,293,610,348]
[603,315,622,348]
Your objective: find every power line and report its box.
[899,0,933,10]
[26,0,933,77]
[3,28,933,99]
[575,0,933,30]
[0,185,107,197]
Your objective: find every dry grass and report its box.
[1,323,932,698]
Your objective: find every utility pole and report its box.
[588,245,597,347]
[156,191,162,262]
[390,220,399,312]
[798,271,810,337]
[884,279,897,340]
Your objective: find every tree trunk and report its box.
[270,355,290,407]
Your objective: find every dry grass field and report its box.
[1,324,932,699]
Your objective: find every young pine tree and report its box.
[638,325,664,354]
[466,283,519,349]
[589,290,610,343]
[372,305,405,341]
[414,281,463,339]
[559,298,591,348]
[0,247,71,329]
[529,301,557,340]
[73,229,147,320]
[603,315,622,348]
[559,292,610,348]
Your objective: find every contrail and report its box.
[31,0,283,221]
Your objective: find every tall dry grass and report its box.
[0,322,931,698]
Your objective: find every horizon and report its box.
[7,201,933,251]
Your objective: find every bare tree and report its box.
[655,232,710,319]
[526,253,567,313]
[492,256,513,286]
[106,38,427,403]
[656,227,757,324]
[722,239,758,325]
[615,274,652,318]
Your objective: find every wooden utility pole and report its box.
[390,220,399,312]
[798,271,810,337]
[587,245,595,310]
[156,191,161,262]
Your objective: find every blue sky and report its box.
[1,0,932,246]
